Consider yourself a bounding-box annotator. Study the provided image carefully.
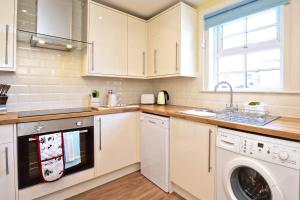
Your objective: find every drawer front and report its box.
[0,125,14,144]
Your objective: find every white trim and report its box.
[199,89,300,95]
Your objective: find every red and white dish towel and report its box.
[37,132,65,182]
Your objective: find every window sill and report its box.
[200,89,300,95]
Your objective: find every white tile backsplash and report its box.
[151,77,300,118]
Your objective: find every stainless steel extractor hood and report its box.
[17,0,88,51]
[30,35,74,51]
[31,0,74,51]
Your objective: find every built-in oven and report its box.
[17,116,94,189]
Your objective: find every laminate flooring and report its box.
[68,171,184,200]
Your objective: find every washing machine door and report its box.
[223,158,284,200]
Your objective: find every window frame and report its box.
[209,7,284,91]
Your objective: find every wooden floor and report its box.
[68,172,184,200]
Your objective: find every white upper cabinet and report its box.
[0,0,16,71]
[128,17,147,78]
[86,2,196,79]
[148,3,197,78]
[88,2,127,76]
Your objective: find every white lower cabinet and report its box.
[170,118,216,200]
[0,125,15,200]
[94,112,139,177]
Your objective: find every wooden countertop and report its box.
[140,105,300,141]
[0,105,140,125]
[1,104,300,141]
[0,113,19,125]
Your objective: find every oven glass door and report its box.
[18,127,94,189]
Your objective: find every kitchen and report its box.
[0,0,300,200]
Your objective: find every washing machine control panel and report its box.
[240,137,300,169]
[217,128,300,169]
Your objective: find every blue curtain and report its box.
[204,0,289,30]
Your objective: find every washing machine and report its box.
[216,128,300,200]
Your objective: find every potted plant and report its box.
[90,90,101,107]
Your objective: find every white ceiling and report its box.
[93,0,204,19]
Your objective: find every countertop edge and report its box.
[1,105,300,141]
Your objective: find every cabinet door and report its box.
[0,143,15,200]
[157,6,180,76]
[95,112,138,176]
[0,0,15,70]
[128,17,147,78]
[171,118,216,200]
[147,18,160,77]
[89,3,127,76]
[0,0,15,25]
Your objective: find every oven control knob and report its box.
[76,121,83,126]
[279,151,289,161]
[35,125,44,132]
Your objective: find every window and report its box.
[208,7,283,91]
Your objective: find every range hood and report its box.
[17,0,89,51]
[30,35,74,51]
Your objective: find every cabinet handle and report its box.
[99,118,102,150]
[142,51,146,75]
[208,129,212,173]
[5,147,9,175]
[5,24,9,65]
[175,42,179,71]
[154,49,157,74]
[148,120,157,124]
[91,41,95,72]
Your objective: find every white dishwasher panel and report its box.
[140,113,170,192]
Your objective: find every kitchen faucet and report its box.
[214,81,236,111]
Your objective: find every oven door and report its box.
[18,127,94,189]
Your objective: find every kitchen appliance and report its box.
[141,94,155,105]
[140,113,170,192]
[217,128,300,200]
[157,90,169,105]
[107,90,120,107]
[0,84,11,114]
[17,0,89,51]
[18,107,92,118]
[17,115,94,189]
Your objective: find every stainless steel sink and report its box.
[177,108,279,126]
[215,109,279,126]
[177,109,217,117]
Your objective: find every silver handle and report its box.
[5,147,9,175]
[154,49,157,74]
[76,121,83,126]
[5,24,9,65]
[148,120,157,124]
[142,51,146,75]
[175,42,179,71]
[99,118,102,150]
[91,42,95,72]
[208,129,212,173]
